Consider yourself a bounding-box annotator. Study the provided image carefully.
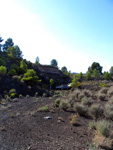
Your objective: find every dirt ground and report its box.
[0,94,94,150]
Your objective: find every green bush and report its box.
[89,121,96,129]
[81,97,92,106]
[9,89,16,97]
[99,83,108,87]
[0,57,6,66]
[55,98,61,107]
[96,120,111,137]
[10,93,16,98]
[104,72,111,80]
[0,66,7,75]
[86,71,91,80]
[59,100,70,111]
[92,68,99,78]
[38,106,49,112]
[89,104,103,120]
[74,104,88,116]
[23,69,41,84]
[71,76,78,88]
[8,69,17,75]
[20,60,28,74]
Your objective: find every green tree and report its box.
[0,36,3,51]
[93,68,99,78]
[0,66,7,75]
[50,78,54,89]
[51,59,58,67]
[86,71,91,80]
[20,60,28,74]
[71,76,78,88]
[7,45,22,59]
[104,72,111,80]
[2,38,14,52]
[78,72,83,78]
[110,66,113,76]
[0,56,6,66]
[35,56,40,64]
[88,62,103,75]
[61,66,67,72]
[23,69,41,84]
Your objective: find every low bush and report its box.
[19,94,23,98]
[89,104,104,120]
[37,106,49,112]
[55,98,61,107]
[108,86,113,98]
[0,66,7,75]
[70,115,77,126]
[78,93,84,100]
[81,97,92,106]
[99,83,108,87]
[96,120,111,137]
[74,104,88,116]
[9,89,16,98]
[8,69,17,75]
[98,93,106,101]
[89,121,96,129]
[105,104,113,120]
[59,100,70,111]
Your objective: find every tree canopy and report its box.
[51,59,58,67]
[7,45,22,59]
[61,66,67,72]
[2,38,14,52]
[88,62,103,75]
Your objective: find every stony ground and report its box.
[0,94,94,150]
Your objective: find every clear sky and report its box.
[0,0,113,73]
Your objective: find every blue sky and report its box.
[0,0,113,73]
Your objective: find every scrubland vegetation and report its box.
[1,35,113,149]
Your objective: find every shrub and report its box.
[0,66,7,75]
[93,69,99,78]
[108,86,113,97]
[98,93,106,101]
[0,57,6,66]
[8,69,17,75]
[83,90,91,97]
[100,88,108,94]
[86,71,91,80]
[70,115,77,126]
[19,94,23,98]
[99,83,108,87]
[78,93,84,100]
[20,60,28,74]
[23,69,41,84]
[78,72,83,78]
[50,78,54,88]
[4,95,11,101]
[26,95,29,98]
[104,72,111,80]
[9,89,16,95]
[10,93,16,98]
[96,120,111,137]
[105,103,113,120]
[55,98,61,107]
[71,76,78,88]
[35,92,38,97]
[81,97,92,106]
[74,104,88,116]
[59,100,70,111]
[38,106,49,112]
[89,121,96,129]
[89,104,103,120]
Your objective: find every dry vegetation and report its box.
[1,80,113,149]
